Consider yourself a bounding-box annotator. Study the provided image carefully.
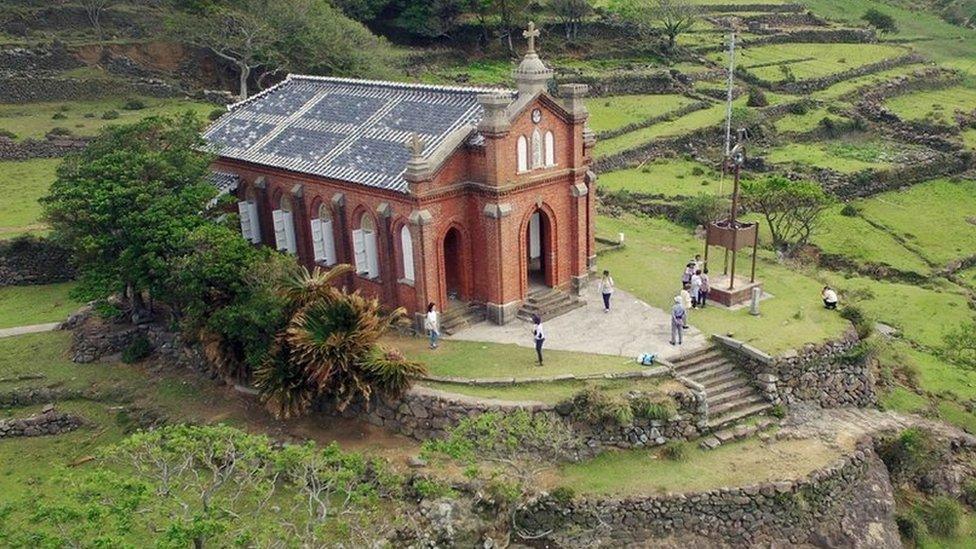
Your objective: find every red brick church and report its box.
[204,24,596,325]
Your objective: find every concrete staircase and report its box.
[671,346,773,442]
[440,302,486,335]
[516,287,583,322]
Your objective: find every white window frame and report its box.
[544,130,555,167]
[352,215,379,279]
[516,135,528,173]
[400,225,414,283]
[272,208,296,255]
[310,217,337,266]
[238,200,261,244]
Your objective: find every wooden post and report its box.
[729,241,737,290]
[750,223,759,283]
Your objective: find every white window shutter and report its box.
[272,209,287,251]
[284,211,296,255]
[517,136,528,172]
[365,232,379,278]
[310,219,325,262]
[322,219,336,266]
[248,201,261,243]
[400,226,414,281]
[237,201,253,242]
[545,131,555,166]
[353,229,367,273]
[529,212,541,259]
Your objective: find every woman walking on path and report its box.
[699,269,710,308]
[424,302,440,349]
[532,314,546,366]
[670,296,686,346]
[599,270,615,313]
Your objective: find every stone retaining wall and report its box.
[0,74,182,103]
[0,407,83,438]
[748,53,923,94]
[517,442,898,546]
[555,70,682,97]
[816,153,972,198]
[0,236,75,286]
[715,330,877,408]
[0,44,84,71]
[0,135,91,160]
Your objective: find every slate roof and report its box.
[205,170,241,209]
[203,75,515,193]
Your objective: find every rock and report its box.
[407,456,428,468]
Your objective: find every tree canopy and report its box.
[741,175,833,254]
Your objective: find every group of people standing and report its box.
[671,254,710,345]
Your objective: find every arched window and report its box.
[544,130,555,167]
[400,225,414,282]
[516,135,528,173]
[310,202,337,266]
[353,213,379,278]
[237,187,261,244]
[272,194,297,254]
[531,128,543,169]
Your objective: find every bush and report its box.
[208,108,226,121]
[0,129,16,139]
[52,112,68,120]
[549,485,576,503]
[919,496,962,538]
[839,203,860,217]
[660,441,689,461]
[840,304,873,339]
[746,87,768,108]
[839,341,875,366]
[940,322,976,371]
[567,388,633,426]
[122,99,147,110]
[121,334,153,364]
[878,427,942,484]
[48,127,73,136]
[678,193,728,227]
[691,166,704,176]
[962,478,976,507]
[896,511,927,544]
[769,404,786,419]
[819,116,837,135]
[630,396,676,421]
[101,110,120,120]
[863,8,898,34]
[789,102,810,115]
[84,112,96,118]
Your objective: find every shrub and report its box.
[789,102,810,115]
[630,396,676,421]
[0,129,16,139]
[819,116,837,135]
[962,478,976,507]
[48,127,73,136]
[660,441,689,461]
[678,193,728,227]
[863,8,898,34]
[122,99,147,110]
[746,87,768,107]
[780,65,796,83]
[691,166,705,176]
[84,112,96,118]
[122,334,153,364]
[57,104,70,112]
[411,477,455,499]
[52,112,68,120]
[101,110,120,120]
[549,485,576,503]
[940,322,976,371]
[896,511,927,544]
[769,404,786,419]
[878,427,942,484]
[839,341,875,366]
[208,108,226,121]
[840,304,873,339]
[839,203,860,217]
[919,496,962,538]
[567,388,633,425]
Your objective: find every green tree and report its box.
[610,0,699,50]
[41,114,215,321]
[862,8,898,34]
[941,322,976,370]
[551,0,593,40]
[741,175,833,254]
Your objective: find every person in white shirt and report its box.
[690,270,703,308]
[424,302,440,349]
[680,284,692,328]
[532,314,545,365]
[599,270,615,313]
[698,268,710,308]
[822,286,838,310]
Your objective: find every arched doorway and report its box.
[442,227,463,302]
[525,208,554,289]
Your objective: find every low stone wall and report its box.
[0,44,84,71]
[0,236,75,286]
[715,330,877,408]
[518,443,899,546]
[816,153,972,198]
[0,407,83,438]
[556,70,682,97]
[0,135,91,160]
[756,53,923,94]
[0,74,182,103]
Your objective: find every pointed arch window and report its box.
[310,203,337,266]
[272,195,297,255]
[353,213,379,278]
[544,130,555,167]
[531,128,543,169]
[237,187,261,244]
[400,225,414,282]
[516,135,528,173]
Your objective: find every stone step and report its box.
[673,356,729,379]
[704,374,753,395]
[687,362,738,384]
[440,302,484,323]
[671,348,725,369]
[516,298,583,322]
[441,305,486,335]
[710,393,768,417]
[708,401,773,431]
[708,385,758,408]
[525,289,568,307]
[701,417,776,450]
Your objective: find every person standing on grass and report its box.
[670,296,686,346]
[532,314,546,366]
[681,262,694,287]
[599,270,615,313]
[424,302,440,349]
[699,268,711,308]
[822,286,839,310]
[680,284,692,328]
[692,254,704,272]
[690,269,703,309]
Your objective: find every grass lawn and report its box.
[880,385,930,414]
[552,437,842,496]
[387,335,642,380]
[0,158,60,238]
[421,376,681,405]
[810,205,931,276]
[962,128,976,150]
[957,265,976,290]
[0,282,81,329]
[721,43,907,83]
[810,64,929,101]
[597,157,724,196]
[0,97,216,142]
[763,137,908,173]
[596,214,850,354]
[885,85,976,126]
[585,94,696,134]
[596,97,746,157]
[880,340,976,402]
[857,178,976,268]
[773,107,850,134]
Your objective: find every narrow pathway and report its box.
[778,404,976,448]
[0,322,60,339]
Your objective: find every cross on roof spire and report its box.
[523,21,540,54]
[407,133,425,157]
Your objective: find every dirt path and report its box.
[0,322,60,339]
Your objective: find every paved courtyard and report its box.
[452,285,708,361]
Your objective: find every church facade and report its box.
[203,28,596,325]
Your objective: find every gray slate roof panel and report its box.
[204,75,514,193]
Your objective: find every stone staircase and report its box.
[440,301,486,335]
[670,346,773,446]
[516,287,584,322]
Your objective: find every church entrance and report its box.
[525,209,553,289]
[443,227,464,302]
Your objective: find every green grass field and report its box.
[597,158,724,196]
[585,94,696,134]
[0,283,81,329]
[0,97,216,141]
[885,85,976,126]
[763,136,929,172]
[773,107,850,134]
[722,43,908,83]
[962,128,976,149]
[0,158,60,238]
[810,64,929,101]
[811,205,932,276]
[596,215,850,354]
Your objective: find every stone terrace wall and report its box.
[753,53,923,94]
[814,153,972,198]
[715,330,877,408]
[0,75,182,103]
[0,135,91,160]
[555,70,682,97]
[0,44,84,71]
[518,443,899,546]
[0,407,83,438]
[0,236,75,286]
